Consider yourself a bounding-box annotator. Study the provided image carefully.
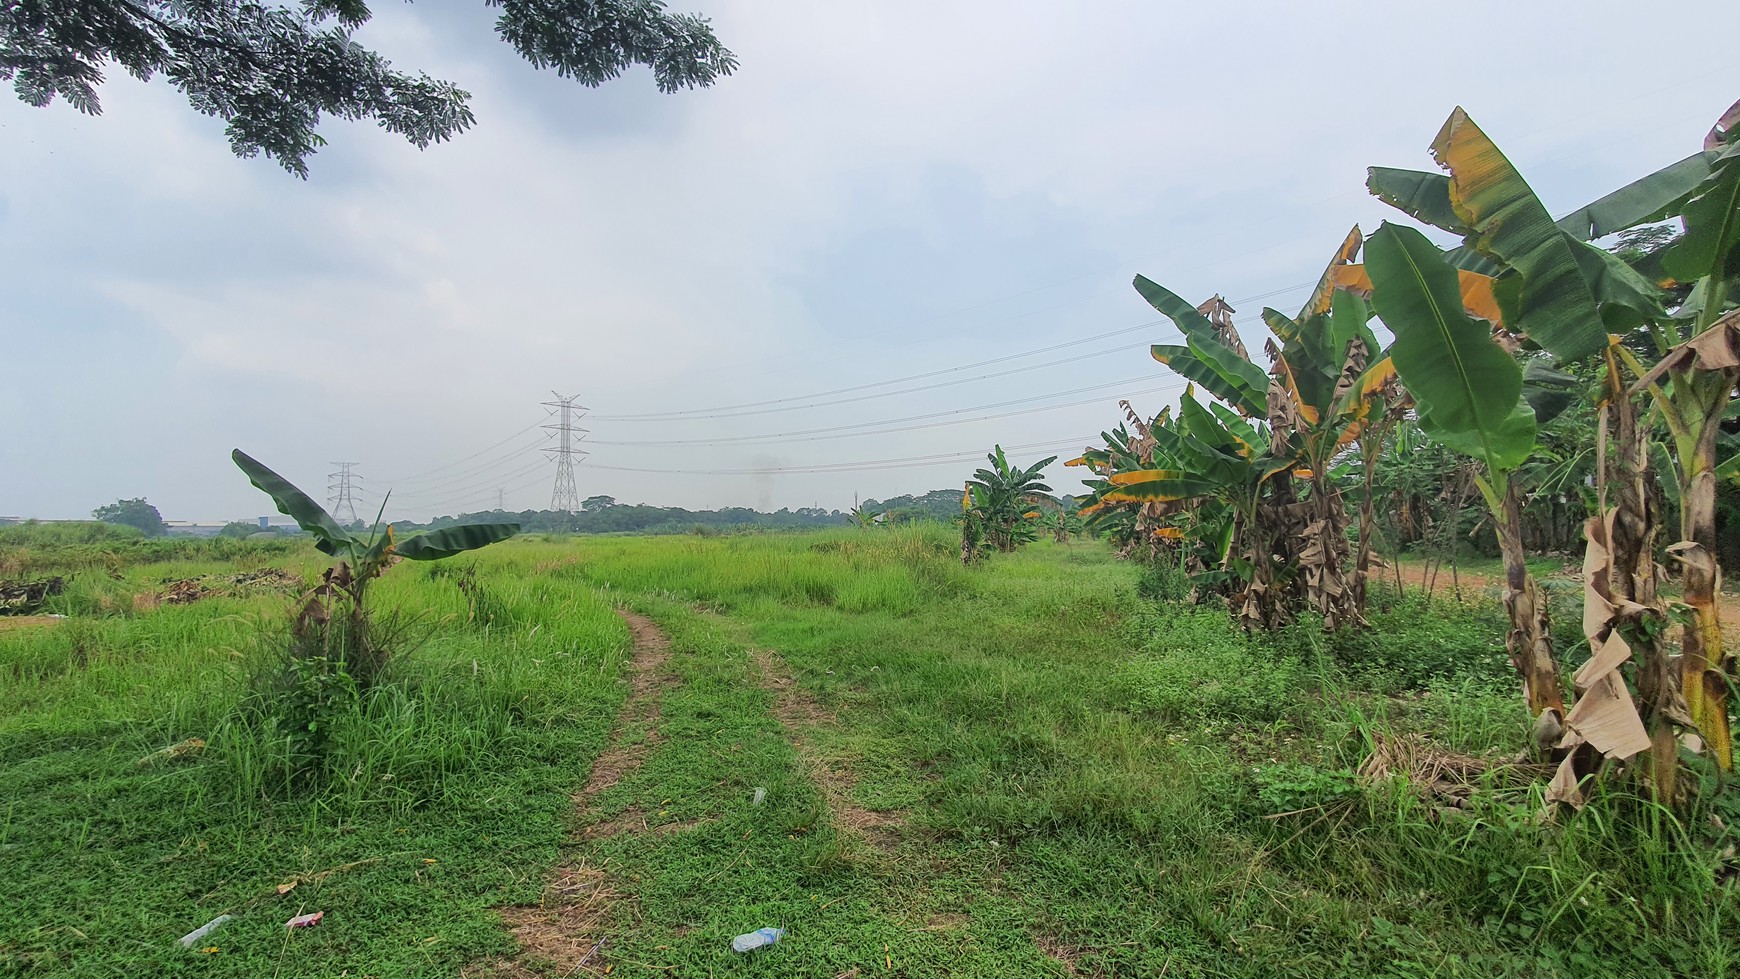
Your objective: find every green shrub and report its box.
[1122,607,1303,723]
[1253,761,1362,813]
[1316,599,1514,691]
[1135,561,1193,602]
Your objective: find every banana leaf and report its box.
[1367,167,1472,236]
[1151,344,1263,415]
[1432,108,1607,363]
[232,449,354,556]
[396,523,520,561]
[1188,336,1270,407]
[1105,470,1222,503]
[1565,236,1668,330]
[1300,226,1365,318]
[1663,153,1740,285]
[1521,360,1584,425]
[1262,307,1301,343]
[1556,147,1734,241]
[1364,223,1537,472]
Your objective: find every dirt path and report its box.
[480,610,674,979]
[746,644,904,851]
[1390,560,1740,634]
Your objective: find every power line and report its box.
[586,435,1098,476]
[389,467,556,520]
[377,282,1310,489]
[597,342,1150,423]
[382,438,550,496]
[375,420,546,483]
[595,279,1314,423]
[592,321,1168,421]
[589,376,1182,447]
[388,458,551,504]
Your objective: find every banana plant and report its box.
[964,445,1056,553]
[1136,243,1401,627]
[1372,102,1740,795]
[1069,422,1158,557]
[1362,221,1566,729]
[233,450,519,687]
[1257,228,1401,628]
[1101,390,1294,628]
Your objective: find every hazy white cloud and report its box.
[2,0,1736,521]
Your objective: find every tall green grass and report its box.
[2,528,1735,977]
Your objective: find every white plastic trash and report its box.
[179,914,233,948]
[731,927,785,953]
[751,787,767,806]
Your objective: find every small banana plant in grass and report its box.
[232,450,519,690]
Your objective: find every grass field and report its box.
[2,526,1736,977]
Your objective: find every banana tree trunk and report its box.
[1607,388,1682,799]
[1495,480,1566,726]
[1353,435,1382,613]
[1303,474,1358,629]
[1679,406,1732,770]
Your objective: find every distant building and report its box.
[163,521,227,538]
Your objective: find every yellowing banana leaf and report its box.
[1271,353,1322,426]
[1208,400,1268,458]
[1104,469,1221,503]
[1301,226,1365,318]
[1432,107,1607,362]
[1335,263,1505,328]
[1076,500,1110,519]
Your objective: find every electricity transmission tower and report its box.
[541,392,588,513]
[327,462,362,526]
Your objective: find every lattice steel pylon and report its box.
[327,462,362,526]
[541,392,588,513]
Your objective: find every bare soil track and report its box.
[747,644,905,850]
[471,610,672,978]
[1391,560,1740,635]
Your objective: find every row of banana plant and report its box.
[1068,99,1740,803]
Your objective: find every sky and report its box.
[2,1,1737,523]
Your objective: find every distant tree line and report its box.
[860,488,1077,525]
[389,495,852,537]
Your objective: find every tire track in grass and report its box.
[477,610,673,978]
[745,641,906,853]
[719,618,1086,975]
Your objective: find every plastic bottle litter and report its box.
[731,927,785,953]
[751,787,768,806]
[285,911,325,929]
[179,914,234,948]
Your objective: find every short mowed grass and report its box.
[2,525,1737,977]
